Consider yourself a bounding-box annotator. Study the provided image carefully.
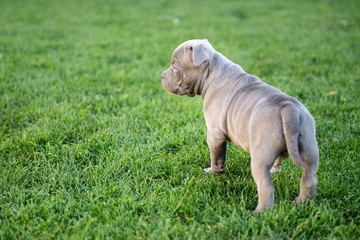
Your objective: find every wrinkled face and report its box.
[161,39,213,97]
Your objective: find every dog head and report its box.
[161,39,215,97]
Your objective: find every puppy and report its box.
[161,39,319,212]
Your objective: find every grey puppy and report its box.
[161,39,319,212]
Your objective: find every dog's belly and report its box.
[229,131,250,152]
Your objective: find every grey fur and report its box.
[161,39,319,212]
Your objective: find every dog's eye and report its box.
[172,63,178,71]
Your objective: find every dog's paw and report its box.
[203,167,212,173]
[203,167,225,174]
[270,165,282,174]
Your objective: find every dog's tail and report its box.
[281,102,304,169]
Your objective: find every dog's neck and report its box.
[200,51,247,98]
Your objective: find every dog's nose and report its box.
[161,71,166,80]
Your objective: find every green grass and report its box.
[0,0,359,239]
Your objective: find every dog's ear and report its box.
[189,40,212,67]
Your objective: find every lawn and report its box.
[0,0,359,239]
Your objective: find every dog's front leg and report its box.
[203,129,227,174]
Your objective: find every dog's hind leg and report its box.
[250,148,278,213]
[296,139,319,202]
[270,152,289,174]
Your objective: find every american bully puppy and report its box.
[161,39,319,213]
